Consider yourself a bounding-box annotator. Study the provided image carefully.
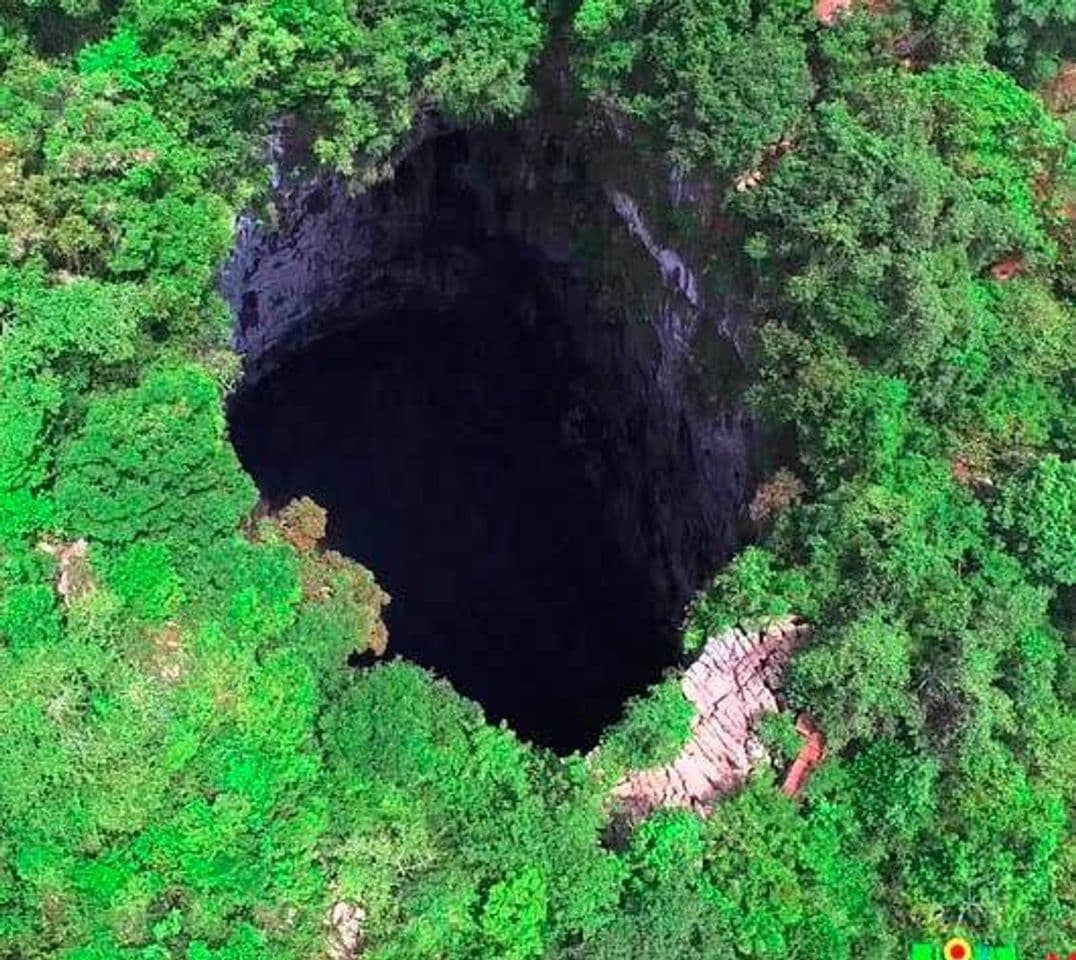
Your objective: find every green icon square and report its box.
[911,945,935,960]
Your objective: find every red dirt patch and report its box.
[781,714,826,798]
[815,0,890,25]
[814,0,853,24]
[951,455,995,495]
[1042,61,1076,115]
[990,254,1026,282]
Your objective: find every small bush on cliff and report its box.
[597,675,694,776]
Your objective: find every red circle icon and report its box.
[944,938,971,960]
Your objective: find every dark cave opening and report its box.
[230,264,674,754]
[225,128,751,753]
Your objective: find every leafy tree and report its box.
[991,0,1076,83]
[104,540,185,622]
[991,454,1076,585]
[573,0,814,176]
[791,611,916,749]
[53,364,257,553]
[321,661,624,958]
[684,546,812,648]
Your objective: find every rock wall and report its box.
[220,120,756,617]
[612,618,812,823]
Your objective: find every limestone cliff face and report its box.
[221,119,756,619]
[612,619,812,823]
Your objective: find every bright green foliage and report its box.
[105,540,185,622]
[0,3,547,952]
[567,780,889,959]
[923,65,1069,262]
[939,279,1074,454]
[684,546,811,648]
[321,661,624,958]
[1,279,146,386]
[481,866,549,959]
[89,0,544,177]
[0,581,61,651]
[53,364,257,553]
[992,454,1076,585]
[596,675,694,777]
[0,375,62,495]
[648,9,1074,954]
[733,66,1071,473]
[791,612,916,750]
[560,809,719,959]
[700,777,885,958]
[0,510,389,956]
[756,710,803,764]
[573,0,814,175]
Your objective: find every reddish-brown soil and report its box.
[1043,61,1076,115]
[990,255,1026,282]
[814,0,853,24]
[781,714,826,798]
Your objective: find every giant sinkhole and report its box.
[225,125,754,753]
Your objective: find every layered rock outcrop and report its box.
[613,618,811,822]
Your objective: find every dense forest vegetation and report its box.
[0,0,1072,956]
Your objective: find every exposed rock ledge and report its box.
[325,900,365,960]
[613,618,812,822]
